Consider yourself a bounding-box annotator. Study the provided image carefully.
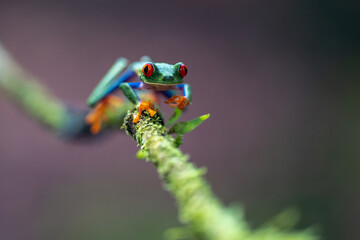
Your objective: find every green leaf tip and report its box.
[168,113,210,135]
[199,113,210,121]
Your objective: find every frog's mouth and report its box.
[144,82,179,86]
[143,82,179,91]
[143,77,183,86]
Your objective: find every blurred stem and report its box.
[0,44,67,130]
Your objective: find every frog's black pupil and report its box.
[184,66,188,75]
[144,65,149,74]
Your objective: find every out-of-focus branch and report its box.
[0,44,67,130]
[0,43,130,138]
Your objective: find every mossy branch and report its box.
[123,110,318,240]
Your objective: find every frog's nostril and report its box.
[163,76,174,82]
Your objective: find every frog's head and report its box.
[140,62,188,85]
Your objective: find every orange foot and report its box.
[86,95,123,134]
[164,95,190,110]
[133,101,157,123]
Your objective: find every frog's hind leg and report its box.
[86,57,133,134]
[87,57,133,107]
[85,95,123,134]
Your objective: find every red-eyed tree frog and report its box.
[86,56,192,134]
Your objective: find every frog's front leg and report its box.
[119,82,157,123]
[164,84,192,110]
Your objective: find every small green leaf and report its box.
[174,135,183,147]
[169,113,210,135]
[136,149,147,159]
[167,108,182,127]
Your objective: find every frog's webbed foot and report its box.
[133,101,157,123]
[164,95,190,111]
[85,95,123,134]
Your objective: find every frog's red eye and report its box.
[179,64,188,78]
[142,63,154,77]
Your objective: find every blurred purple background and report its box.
[0,1,359,239]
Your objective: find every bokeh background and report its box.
[0,1,359,239]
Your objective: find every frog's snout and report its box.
[162,76,175,83]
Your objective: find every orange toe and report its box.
[133,101,158,123]
[90,120,102,134]
[164,95,189,110]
